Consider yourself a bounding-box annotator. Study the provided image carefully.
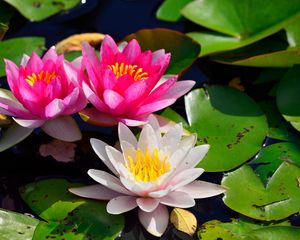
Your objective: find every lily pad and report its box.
[0,208,39,240]
[0,37,45,77]
[222,162,300,220]
[3,0,80,21]
[251,142,300,184]
[211,38,300,67]
[198,219,300,240]
[181,0,300,38]
[259,101,299,141]
[276,66,300,132]
[124,28,200,75]
[156,0,193,22]
[185,86,268,172]
[20,179,124,240]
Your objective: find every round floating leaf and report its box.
[3,0,80,21]
[0,208,39,240]
[259,101,299,141]
[277,66,300,132]
[156,0,192,22]
[185,86,268,172]
[0,37,45,77]
[170,208,197,236]
[211,38,300,67]
[222,163,300,220]
[124,28,200,75]
[182,0,300,38]
[198,219,300,240]
[20,179,124,240]
[252,142,300,184]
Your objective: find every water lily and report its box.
[69,115,225,237]
[0,47,87,142]
[79,35,195,126]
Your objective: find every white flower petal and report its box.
[176,144,210,172]
[107,195,137,214]
[168,145,191,169]
[90,138,119,176]
[171,168,205,190]
[179,134,197,149]
[148,186,172,198]
[138,204,169,237]
[147,114,161,142]
[120,177,153,196]
[120,140,136,162]
[160,123,182,153]
[136,198,160,212]
[160,191,195,208]
[176,180,226,199]
[138,124,158,153]
[105,145,126,173]
[118,122,137,147]
[88,169,133,195]
[13,118,45,128]
[69,184,119,200]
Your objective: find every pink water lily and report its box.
[70,115,225,237]
[0,47,87,142]
[79,35,195,126]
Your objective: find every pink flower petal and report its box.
[159,80,195,100]
[118,123,138,147]
[170,168,205,190]
[41,116,81,142]
[82,81,108,111]
[42,47,58,62]
[26,52,43,73]
[88,169,134,195]
[123,80,147,105]
[118,117,146,126]
[82,41,100,68]
[0,122,33,152]
[103,89,125,113]
[100,35,119,63]
[138,204,169,237]
[107,195,137,214]
[4,59,21,96]
[136,198,160,212]
[79,108,118,126]
[176,180,226,199]
[160,191,195,208]
[122,39,141,63]
[90,138,119,176]
[44,99,65,118]
[134,98,176,116]
[152,49,165,64]
[69,184,120,200]
[13,118,45,128]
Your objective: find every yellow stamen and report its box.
[126,148,170,182]
[25,70,56,87]
[108,62,149,81]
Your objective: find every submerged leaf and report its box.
[170,208,197,236]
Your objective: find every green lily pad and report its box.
[3,0,80,21]
[156,0,192,22]
[0,37,45,77]
[252,142,300,184]
[20,179,124,240]
[124,28,200,75]
[182,0,300,38]
[198,219,300,240]
[0,208,39,240]
[185,86,268,172]
[276,66,300,132]
[222,162,300,220]
[211,38,300,67]
[259,101,299,141]
[285,19,300,47]
[64,51,82,62]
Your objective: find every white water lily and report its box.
[69,115,225,237]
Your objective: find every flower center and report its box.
[127,148,170,182]
[25,70,56,87]
[108,62,148,81]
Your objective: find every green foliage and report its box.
[124,28,200,75]
[156,0,192,22]
[222,163,300,220]
[0,208,39,240]
[198,219,300,240]
[3,0,80,21]
[184,86,268,172]
[20,179,124,240]
[0,37,45,77]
